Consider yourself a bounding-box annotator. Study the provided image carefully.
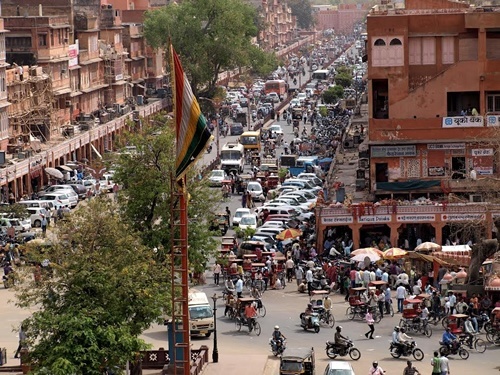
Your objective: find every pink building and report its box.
[315,4,369,34]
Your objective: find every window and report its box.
[459,36,478,61]
[422,37,436,65]
[372,36,403,67]
[442,36,455,64]
[374,38,386,46]
[487,92,500,113]
[409,37,422,65]
[390,38,402,45]
[39,34,47,47]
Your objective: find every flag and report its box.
[171,45,212,181]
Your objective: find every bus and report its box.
[239,131,261,152]
[311,69,330,81]
[264,80,287,96]
[220,142,245,173]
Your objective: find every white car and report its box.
[40,188,78,208]
[7,218,31,232]
[232,208,251,227]
[259,221,286,229]
[26,207,49,228]
[39,193,71,209]
[238,214,258,231]
[324,361,356,375]
[281,192,316,208]
[254,226,282,237]
[267,92,280,103]
[290,99,301,108]
[296,92,307,103]
[209,170,228,187]
[268,124,284,138]
[246,181,265,202]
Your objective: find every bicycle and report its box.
[459,334,487,353]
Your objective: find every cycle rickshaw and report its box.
[345,287,381,322]
[398,298,432,337]
[234,297,262,335]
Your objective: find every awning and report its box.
[54,87,72,96]
[136,84,146,89]
[58,165,73,172]
[376,180,441,191]
[90,143,102,159]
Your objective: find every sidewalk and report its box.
[201,354,279,375]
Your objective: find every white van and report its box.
[188,290,214,338]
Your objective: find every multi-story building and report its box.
[366,0,500,201]
[0,20,9,151]
[315,4,369,34]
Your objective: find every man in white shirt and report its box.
[305,268,314,296]
[355,269,363,287]
[396,285,407,313]
[448,292,456,314]
[381,270,389,283]
[440,354,450,375]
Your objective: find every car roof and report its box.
[326,361,353,370]
[235,208,250,213]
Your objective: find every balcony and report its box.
[74,15,98,31]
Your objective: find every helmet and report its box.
[394,326,400,332]
[336,326,342,332]
[274,326,280,330]
[373,361,378,367]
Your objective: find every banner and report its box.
[442,116,483,128]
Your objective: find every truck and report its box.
[188,290,214,337]
[220,142,245,173]
[288,156,319,176]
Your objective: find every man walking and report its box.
[431,351,441,375]
[396,284,407,313]
[305,267,313,296]
[14,325,26,359]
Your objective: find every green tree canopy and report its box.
[334,72,353,88]
[322,85,344,104]
[16,199,168,374]
[113,113,219,273]
[288,0,315,30]
[144,0,276,96]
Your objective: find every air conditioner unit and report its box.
[65,100,72,108]
[470,194,482,202]
[61,68,67,74]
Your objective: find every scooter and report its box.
[300,312,320,333]
[269,338,286,356]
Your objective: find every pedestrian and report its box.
[295,265,303,287]
[235,276,243,298]
[377,290,385,318]
[305,267,313,296]
[14,324,26,358]
[365,310,375,339]
[113,183,119,200]
[41,215,48,237]
[396,284,407,313]
[285,257,294,283]
[439,353,450,375]
[241,191,247,208]
[368,361,385,375]
[213,262,221,286]
[403,360,420,375]
[431,351,441,375]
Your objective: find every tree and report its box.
[144,0,276,96]
[322,85,344,104]
[0,203,29,219]
[334,72,353,88]
[16,199,169,374]
[112,113,219,274]
[288,0,315,30]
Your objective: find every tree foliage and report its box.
[144,0,276,96]
[0,203,29,219]
[288,0,315,30]
[335,72,353,88]
[113,113,219,274]
[322,85,344,104]
[16,199,168,374]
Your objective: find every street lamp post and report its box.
[211,293,220,363]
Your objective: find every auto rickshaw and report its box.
[279,347,315,375]
[209,213,229,236]
[236,174,253,194]
[267,174,280,189]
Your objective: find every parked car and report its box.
[69,184,87,200]
[232,208,251,227]
[209,170,228,187]
[39,193,71,209]
[26,207,49,228]
[238,214,258,231]
[323,361,356,375]
[7,218,31,232]
[247,181,265,202]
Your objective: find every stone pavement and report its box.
[201,354,279,375]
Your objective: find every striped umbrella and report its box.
[276,228,302,240]
[351,247,384,257]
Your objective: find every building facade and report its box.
[366,0,500,200]
[315,4,369,34]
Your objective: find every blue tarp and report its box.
[377,180,441,191]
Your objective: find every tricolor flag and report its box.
[171,45,212,181]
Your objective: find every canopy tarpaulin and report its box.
[406,251,450,266]
[376,180,441,191]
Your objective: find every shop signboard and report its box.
[321,216,353,225]
[442,116,483,128]
[441,214,485,222]
[428,167,445,176]
[471,148,493,156]
[396,214,436,222]
[371,145,416,158]
[358,215,391,223]
[428,143,465,150]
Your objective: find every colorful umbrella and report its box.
[351,247,384,257]
[276,228,302,240]
[383,247,408,259]
[415,242,441,252]
[351,253,381,262]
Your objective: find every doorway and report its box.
[451,157,466,179]
[375,163,388,182]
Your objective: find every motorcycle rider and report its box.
[392,326,402,352]
[271,325,286,352]
[334,326,349,351]
[398,327,413,353]
[441,327,457,352]
[302,303,314,327]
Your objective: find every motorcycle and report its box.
[325,339,361,360]
[206,144,213,153]
[310,276,331,292]
[389,341,424,361]
[477,312,491,332]
[438,340,469,359]
[269,338,286,357]
[300,312,320,333]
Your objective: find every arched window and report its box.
[374,38,386,46]
[390,38,402,46]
